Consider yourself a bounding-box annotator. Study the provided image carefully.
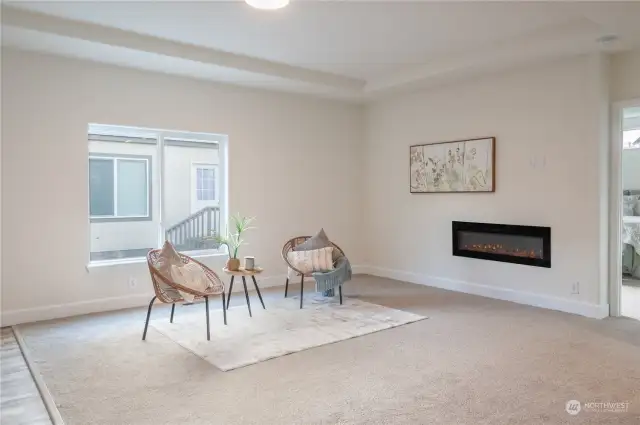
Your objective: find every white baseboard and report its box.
[351,265,368,275]
[362,266,609,319]
[5,265,603,325]
[2,293,155,327]
[1,274,288,327]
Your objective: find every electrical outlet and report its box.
[128,277,137,288]
[571,282,580,294]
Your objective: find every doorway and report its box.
[614,102,640,320]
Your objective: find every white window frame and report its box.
[87,124,229,266]
[89,155,151,221]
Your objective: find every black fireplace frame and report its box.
[452,221,551,268]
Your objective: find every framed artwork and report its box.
[410,137,495,193]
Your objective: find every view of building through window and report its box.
[196,166,216,201]
[88,124,226,262]
[623,129,640,149]
[89,156,150,218]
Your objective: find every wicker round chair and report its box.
[282,236,346,309]
[144,249,226,341]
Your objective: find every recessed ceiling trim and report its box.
[3,4,639,102]
[364,19,603,95]
[1,5,365,92]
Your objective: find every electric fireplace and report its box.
[452,221,551,268]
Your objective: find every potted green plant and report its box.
[212,213,255,271]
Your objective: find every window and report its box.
[88,124,227,263]
[196,167,216,201]
[89,156,150,220]
[623,129,640,149]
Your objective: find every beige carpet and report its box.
[149,295,426,371]
[15,275,640,424]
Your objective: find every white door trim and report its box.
[609,97,640,317]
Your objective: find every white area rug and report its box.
[150,295,427,371]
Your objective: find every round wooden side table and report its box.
[223,267,266,317]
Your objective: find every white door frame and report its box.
[609,97,640,316]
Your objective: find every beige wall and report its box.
[1,49,364,323]
[364,55,607,312]
[2,47,639,324]
[611,49,640,102]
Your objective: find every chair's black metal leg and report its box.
[142,296,157,341]
[221,292,227,325]
[226,276,234,307]
[205,296,210,341]
[299,276,304,309]
[170,303,175,323]
[252,275,266,309]
[339,286,343,305]
[284,277,289,298]
[242,276,252,317]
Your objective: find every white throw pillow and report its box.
[288,247,334,274]
[154,241,183,300]
[170,262,212,303]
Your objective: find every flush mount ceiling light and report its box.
[245,0,290,10]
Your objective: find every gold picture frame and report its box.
[410,137,495,193]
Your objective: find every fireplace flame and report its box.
[462,244,543,259]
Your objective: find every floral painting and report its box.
[410,137,495,193]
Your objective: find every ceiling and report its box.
[3,1,640,102]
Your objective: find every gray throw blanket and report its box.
[312,256,352,294]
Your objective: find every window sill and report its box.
[86,251,228,271]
